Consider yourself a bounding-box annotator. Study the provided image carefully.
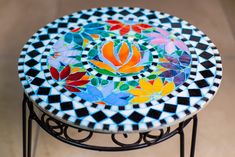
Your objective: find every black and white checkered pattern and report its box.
[18,7,222,133]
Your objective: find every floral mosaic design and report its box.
[47,20,192,106]
[50,65,89,92]
[106,20,152,35]
[89,40,152,76]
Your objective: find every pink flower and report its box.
[147,28,188,54]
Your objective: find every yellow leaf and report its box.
[159,58,169,62]
[161,82,175,96]
[91,34,99,39]
[128,89,152,96]
[139,79,154,94]
[159,67,167,72]
[84,38,89,44]
[80,75,89,80]
[130,96,150,104]
[153,78,163,93]
[71,67,80,73]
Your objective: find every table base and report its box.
[22,93,198,157]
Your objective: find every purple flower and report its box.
[147,28,188,54]
[48,39,81,69]
[159,52,191,86]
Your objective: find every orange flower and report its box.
[90,41,144,74]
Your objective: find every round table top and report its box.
[18,7,222,133]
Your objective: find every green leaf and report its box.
[142,29,153,33]
[114,82,119,89]
[94,68,116,76]
[75,56,81,61]
[140,45,147,50]
[128,81,138,87]
[73,62,83,67]
[176,50,183,56]
[147,74,157,80]
[119,84,129,91]
[91,78,99,86]
[100,31,110,37]
[135,33,142,39]
[88,49,98,58]
[158,53,164,58]
[101,80,109,85]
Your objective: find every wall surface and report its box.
[0,0,234,157]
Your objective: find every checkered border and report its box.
[18,7,222,133]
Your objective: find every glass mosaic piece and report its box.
[18,7,222,133]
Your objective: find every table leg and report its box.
[22,93,33,157]
[179,122,185,157]
[190,115,198,157]
[27,115,32,157]
[22,93,27,157]
[22,92,198,156]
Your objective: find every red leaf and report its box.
[110,24,123,31]
[138,24,152,29]
[64,85,81,92]
[71,27,81,32]
[50,66,59,80]
[66,72,86,81]
[67,80,89,86]
[120,25,130,36]
[60,65,71,80]
[132,24,142,33]
[106,20,122,25]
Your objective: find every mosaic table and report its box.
[18,7,222,157]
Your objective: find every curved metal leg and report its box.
[190,115,198,157]
[22,92,198,156]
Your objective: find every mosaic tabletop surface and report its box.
[18,7,222,133]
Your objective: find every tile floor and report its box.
[0,0,234,157]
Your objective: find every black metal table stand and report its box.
[22,93,198,157]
